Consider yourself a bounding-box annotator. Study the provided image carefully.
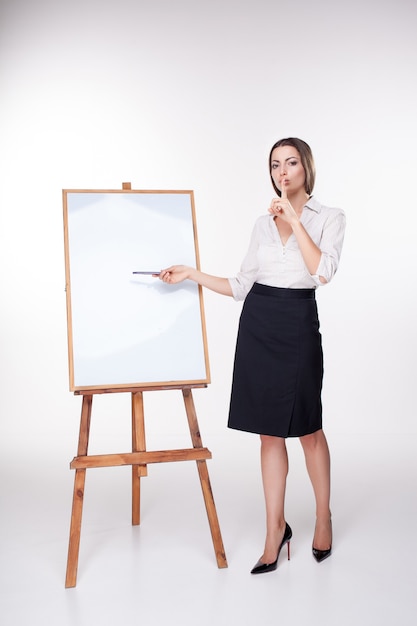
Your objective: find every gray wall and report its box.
[0,0,415,453]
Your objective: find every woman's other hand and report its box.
[157,265,193,284]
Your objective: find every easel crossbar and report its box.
[70,447,211,469]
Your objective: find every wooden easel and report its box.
[65,384,227,587]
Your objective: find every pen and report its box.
[132,271,161,275]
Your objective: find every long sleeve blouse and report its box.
[228,196,346,301]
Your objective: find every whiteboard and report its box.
[63,189,210,391]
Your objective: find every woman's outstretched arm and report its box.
[157,265,233,296]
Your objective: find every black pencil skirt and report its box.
[227,282,323,438]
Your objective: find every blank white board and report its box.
[63,188,210,391]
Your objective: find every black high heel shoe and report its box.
[312,518,332,562]
[312,546,332,563]
[251,523,292,574]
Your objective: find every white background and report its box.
[0,1,416,624]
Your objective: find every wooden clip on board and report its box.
[63,184,227,587]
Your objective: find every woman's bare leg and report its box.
[299,429,332,550]
[259,434,289,563]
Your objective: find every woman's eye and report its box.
[271,163,278,169]
[289,160,298,166]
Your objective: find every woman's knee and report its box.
[299,429,325,452]
[260,434,287,451]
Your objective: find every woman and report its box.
[158,138,346,574]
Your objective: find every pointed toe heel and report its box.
[312,546,332,563]
[250,558,278,575]
[312,517,332,563]
[251,522,292,575]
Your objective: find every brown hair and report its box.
[269,137,316,197]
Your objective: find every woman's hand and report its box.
[268,196,299,225]
[157,265,233,296]
[157,265,193,284]
[268,184,300,225]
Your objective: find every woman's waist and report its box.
[251,282,316,299]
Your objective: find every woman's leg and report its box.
[259,434,289,563]
[299,429,332,550]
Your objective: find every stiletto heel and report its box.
[251,522,292,574]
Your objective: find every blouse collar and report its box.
[304,195,321,213]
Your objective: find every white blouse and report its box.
[228,196,346,301]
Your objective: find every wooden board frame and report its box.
[63,186,210,391]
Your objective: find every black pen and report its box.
[132,271,161,275]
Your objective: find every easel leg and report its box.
[131,391,147,526]
[182,389,228,568]
[65,395,93,588]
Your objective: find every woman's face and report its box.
[270,145,306,196]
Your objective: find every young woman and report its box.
[157,138,346,573]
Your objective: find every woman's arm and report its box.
[158,265,233,296]
[269,188,327,283]
[290,221,326,283]
[269,199,345,284]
